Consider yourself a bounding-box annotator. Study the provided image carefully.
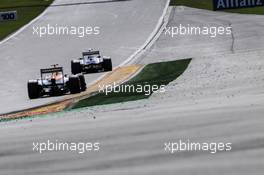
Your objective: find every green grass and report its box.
[72,59,192,109]
[170,0,264,15]
[0,0,54,40]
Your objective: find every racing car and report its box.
[27,64,86,99]
[71,49,112,74]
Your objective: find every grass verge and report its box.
[72,59,192,109]
[0,0,54,40]
[170,0,264,15]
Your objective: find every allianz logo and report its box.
[215,0,263,9]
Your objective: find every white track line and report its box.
[118,0,171,67]
[88,0,171,86]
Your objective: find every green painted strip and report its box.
[72,59,192,109]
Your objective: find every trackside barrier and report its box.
[0,11,17,22]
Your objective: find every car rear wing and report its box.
[41,67,63,74]
[82,51,100,56]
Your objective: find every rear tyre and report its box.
[69,76,81,94]
[103,58,112,72]
[71,60,82,75]
[28,81,41,99]
[78,74,87,91]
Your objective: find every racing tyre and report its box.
[71,60,82,75]
[78,74,87,91]
[28,81,41,99]
[103,58,112,72]
[69,76,81,94]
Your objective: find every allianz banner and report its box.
[213,0,264,10]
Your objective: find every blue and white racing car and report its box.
[71,49,112,74]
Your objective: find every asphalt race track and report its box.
[0,0,167,114]
[1,3,264,175]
